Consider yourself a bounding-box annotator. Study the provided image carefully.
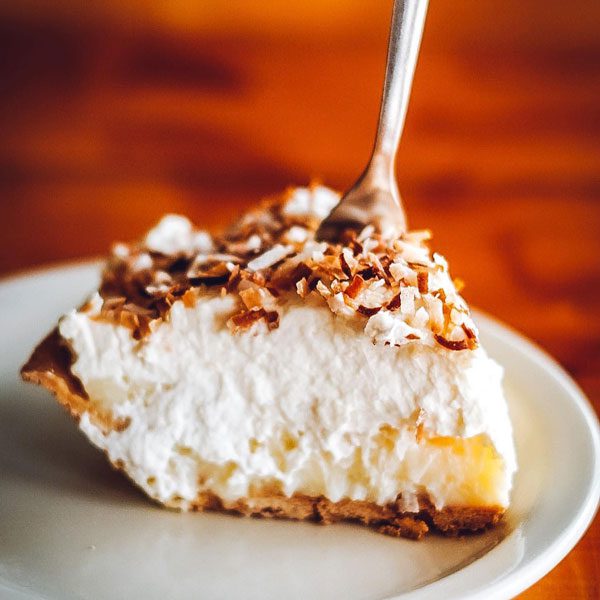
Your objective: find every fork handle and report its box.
[373,0,429,161]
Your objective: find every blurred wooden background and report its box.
[0,1,598,596]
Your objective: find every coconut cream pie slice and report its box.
[21,185,517,539]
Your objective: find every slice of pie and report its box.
[21,185,517,539]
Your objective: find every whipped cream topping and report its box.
[61,291,516,511]
[57,185,517,513]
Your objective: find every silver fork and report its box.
[316,0,429,242]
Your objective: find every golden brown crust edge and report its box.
[184,492,503,540]
[21,329,128,432]
[21,330,505,540]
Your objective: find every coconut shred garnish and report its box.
[95,185,479,350]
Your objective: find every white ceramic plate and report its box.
[1,262,598,600]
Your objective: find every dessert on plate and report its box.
[21,184,517,539]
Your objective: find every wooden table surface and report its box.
[1,1,598,596]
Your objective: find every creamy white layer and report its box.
[60,291,516,511]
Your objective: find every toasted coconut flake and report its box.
[230,307,280,331]
[434,334,468,351]
[327,292,352,315]
[250,271,267,287]
[345,274,365,299]
[270,261,311,291]
[366,253,388,282]
[239,287,264,310]
[358,224,375,241]
[290,262,313,283]
[417,272,429,294]
[357,305,382,317]
[330,279,344,294]
[461,323,479,349]
[358,266,377,280]
[230,309,261,328]
[226,235,262,255]
[412,307,430,329]
[389,261,417,286]
[247,244,293,271]
[226,265,242,292]
[308,277,320,291]
[362,238,379,254]
[181,289,196,308]
[379,254,393,279]
[340,252,353,278]
[403,229,432,245]
[400,288,415,316]
[189,253,241,271]
[145,284,170,296]
[296,277,309,298]
[432,252,448,270]
[134,315,153,339]
[432,288,447,303]
[350,238,363,255]
[386,293,402,311]
[80,299,94,313]
[395,238,431,264]
[407,261,430,271]
[422,295,443,333]
[187,261,230,286]
[264,310,280,329]
[316,280,331,298]
[449,306,465,326]
[461,322,477,339]
[102,296,127,311]
[229,308,266,332]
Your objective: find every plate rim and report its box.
[2,261,599,600]
[392,309,600,599]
